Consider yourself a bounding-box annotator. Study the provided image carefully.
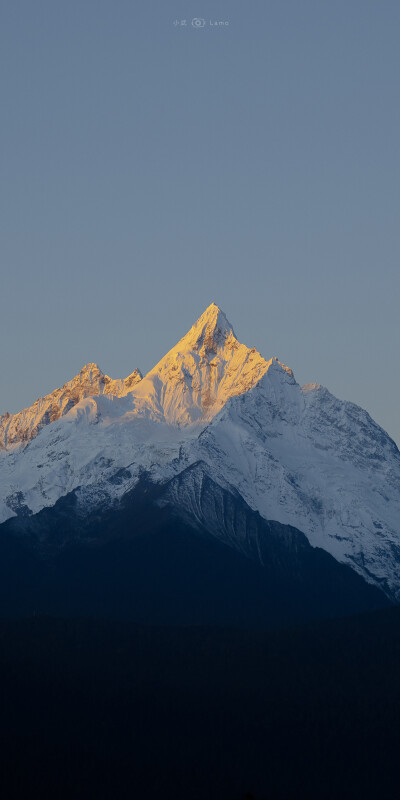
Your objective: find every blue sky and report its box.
[1,0,399,444]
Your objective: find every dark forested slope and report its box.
[1,609,400,799]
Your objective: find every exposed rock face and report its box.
[1,302,400,602]
[0,363,142,449]
[129,302,291,425]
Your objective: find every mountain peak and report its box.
[200,301,234,331]
[79,362,103,375]
[132,304,270,426]
[0,362,143,450]
[123,368,143,390]
[179,303,236,354]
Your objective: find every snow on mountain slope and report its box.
[0,391,188,523]
[1,302,400,599]
[0,363,142,450]
[0,305,293,528]
[0,302,283,518]
[0,302,274,448]
[128,302,278,425]
[186,365,400,597]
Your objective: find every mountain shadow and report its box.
[0,468,390,625]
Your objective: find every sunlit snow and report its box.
[1,303,400,599]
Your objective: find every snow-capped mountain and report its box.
[0,363,142,449]
[129,303,279,425]
[1,302,400,602]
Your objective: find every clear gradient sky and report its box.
[1,1,399,444]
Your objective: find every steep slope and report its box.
[0,363,142,449]
[128,302,283,424]
[0,470,388,622]
[0,303,289,521]
[1,302,400,603]
[189,366,400,597]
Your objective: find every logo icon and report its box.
[191,18,206,28]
